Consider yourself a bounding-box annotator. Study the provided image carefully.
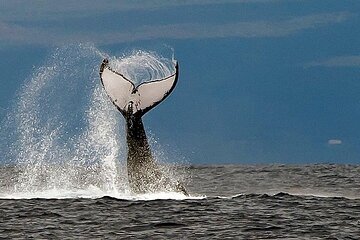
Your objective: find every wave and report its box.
[218,191,360,200]
[0,186,204,201]
[2,188,358,201]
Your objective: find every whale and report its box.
[99,59,187,195]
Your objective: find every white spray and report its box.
[0,44,188,199]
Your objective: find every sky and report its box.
[1,0,360,164]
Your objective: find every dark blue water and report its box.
[1,164,359,239]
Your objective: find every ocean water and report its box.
[0,45,359,239]
[0,164,360,239]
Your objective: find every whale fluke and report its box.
[99,58,187,195]
[100,58,178,117]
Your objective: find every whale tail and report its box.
[99,58,187,195]
[99,59,179,117]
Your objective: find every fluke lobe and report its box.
[99,59,187,195]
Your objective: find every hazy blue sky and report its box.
[1,0,360,164]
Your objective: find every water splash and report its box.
[0,44,188,199]
[108,49,176,84]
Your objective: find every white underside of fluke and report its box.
[100,61,178,115]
